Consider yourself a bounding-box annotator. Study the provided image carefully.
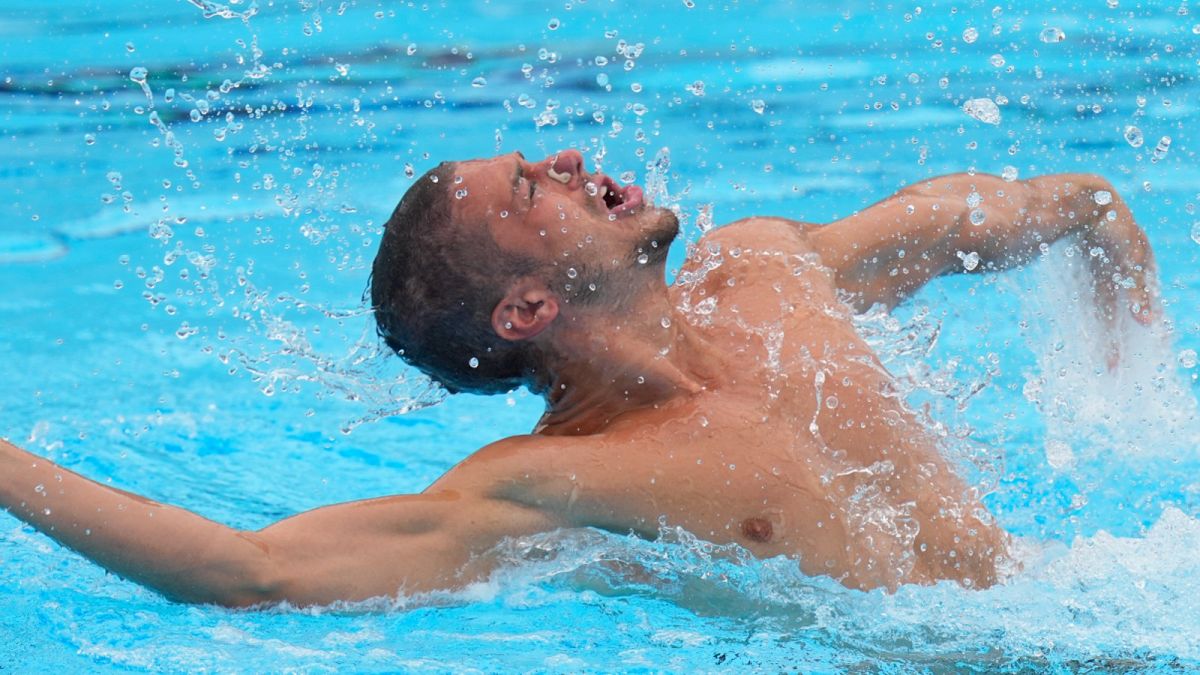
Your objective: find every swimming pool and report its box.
[2,0,1199,670]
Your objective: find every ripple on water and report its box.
[0,233,67,264]
[54,197,276,241]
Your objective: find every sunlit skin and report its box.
[0,149,1157,607]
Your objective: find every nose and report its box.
[541,150,585,188]
[551,150,584,177]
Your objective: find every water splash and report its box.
[185,0,259,21]
[962,97,1001,125]
[1016,243,1198,464]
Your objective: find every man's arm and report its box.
[807,173,1157,323]
[0,437,559,607]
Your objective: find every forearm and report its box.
[963,174,1150,270]
[0,439,271,605]
[998,174,1155,322]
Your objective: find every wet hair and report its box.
[370,163,545,395]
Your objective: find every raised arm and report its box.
[0,437,559,607]
[807,172,1157,323]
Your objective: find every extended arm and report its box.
[808,172,1156,323]
[0,437,558,607]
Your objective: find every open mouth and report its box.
[597,175,644,217]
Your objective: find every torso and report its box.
[505,217,1005,590]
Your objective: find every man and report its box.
[0,149,1156,607]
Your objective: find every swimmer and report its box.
[0,150,1158,607]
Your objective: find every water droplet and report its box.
[83,133,96,145]
[661,316,672,328]
[566,267,578,279]
[1002,166,1019,182]
[471,76,487,88]
[406,43,417,55]
[128,66,148,83]
[1039,27,1066,43]
[1152,136,1172,162]
[1124,125,1144,148]
[1093,190,1113,206]
[988,54,1005,68]
[454,189,468,199]
[905,204,916,215]
[750,99,766,114]
[547,18,561,30]
[966,191,983,208]
[969,209,987,226]
[962,27,979,43]
[404,163,415,178]
[1179,349,1198,369]
[637,253,650,265]
[962,98,1001,124]
[468,357,480,368]
[1190,221,1200,245]
[957,250,981,270]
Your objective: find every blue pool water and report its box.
[2,0,1200,670]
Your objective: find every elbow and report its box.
[166,534,288,608]
[1028,173,1119,213]
[206,564,286,609]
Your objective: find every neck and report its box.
[534,277,723,436]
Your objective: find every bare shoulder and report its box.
[677,216,818,279]
[701,215,817,248]
[427,433,597,512]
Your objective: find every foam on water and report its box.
[227,507,1200,670]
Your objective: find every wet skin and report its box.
[0,150,1157,606]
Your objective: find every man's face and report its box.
[448,150,679,291]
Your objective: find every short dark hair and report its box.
[370,163,547,395]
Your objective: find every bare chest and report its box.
[570,229,964,585]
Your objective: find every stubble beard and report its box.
[556,207,680,310]
[635,207,681,266]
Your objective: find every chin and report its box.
[638,207,680,264]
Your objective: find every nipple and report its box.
[740,516,773,543]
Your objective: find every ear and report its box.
[491,278,560,341]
